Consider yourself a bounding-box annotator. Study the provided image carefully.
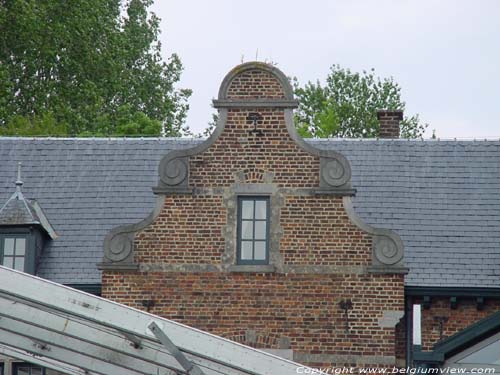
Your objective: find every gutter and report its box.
[405,286,500,298]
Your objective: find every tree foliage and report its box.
[293,65,426,138]
[0,0,190,136]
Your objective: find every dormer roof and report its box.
[0,163,57,239]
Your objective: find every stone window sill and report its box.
[228,265,276,273]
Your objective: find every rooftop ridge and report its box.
[0,136,198,141]
[1,136,500,143]
[309,138,500,142]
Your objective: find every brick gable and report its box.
[101,62,407,370]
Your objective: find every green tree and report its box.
[294,65,426,138]
[0,0,191,137]
[200,112,218,138]
[0,113,68,136]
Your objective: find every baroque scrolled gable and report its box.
[99,62,406,273]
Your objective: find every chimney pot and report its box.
[377,110,403,138]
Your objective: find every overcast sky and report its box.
[151,1,500,139]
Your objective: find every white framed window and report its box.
[0,235,27,272]
[236,196,270,265]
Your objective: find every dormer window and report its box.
[1,235,27,271]
[0,163,56,275]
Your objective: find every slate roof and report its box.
[0,138,194,284]
[316,139,500,288]
[0,137,499,288]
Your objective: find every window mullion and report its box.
[252,200,256,261]
[238,199,243,262]
[13,238,17,270]
[266,199,269,262]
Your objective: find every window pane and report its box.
[2,256,13,268]
[16,368,30,375]
[254,242,266,260]
[15,238,26,256]
[255,200,267,220]
[3,238,15,255]
[241,200,254,219]
[240,241,253,260]
[14,257,25,271]
[241,220,253,240]
[254,221,267,240]
[31,369,43,375]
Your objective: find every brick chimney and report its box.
[377,110,403,138]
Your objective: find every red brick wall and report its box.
[135,196,225,264]
[102,64,405,369]
[281,196,372,265]
[135,195,374,267]
[189,109,320,188]
[226,69,285,99]
[414,297,500,351]
[103,272,404,356]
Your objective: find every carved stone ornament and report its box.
[320,157,351,188]
[373,235,404,266]
[159,154,189,187]
[106,232,134,262]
